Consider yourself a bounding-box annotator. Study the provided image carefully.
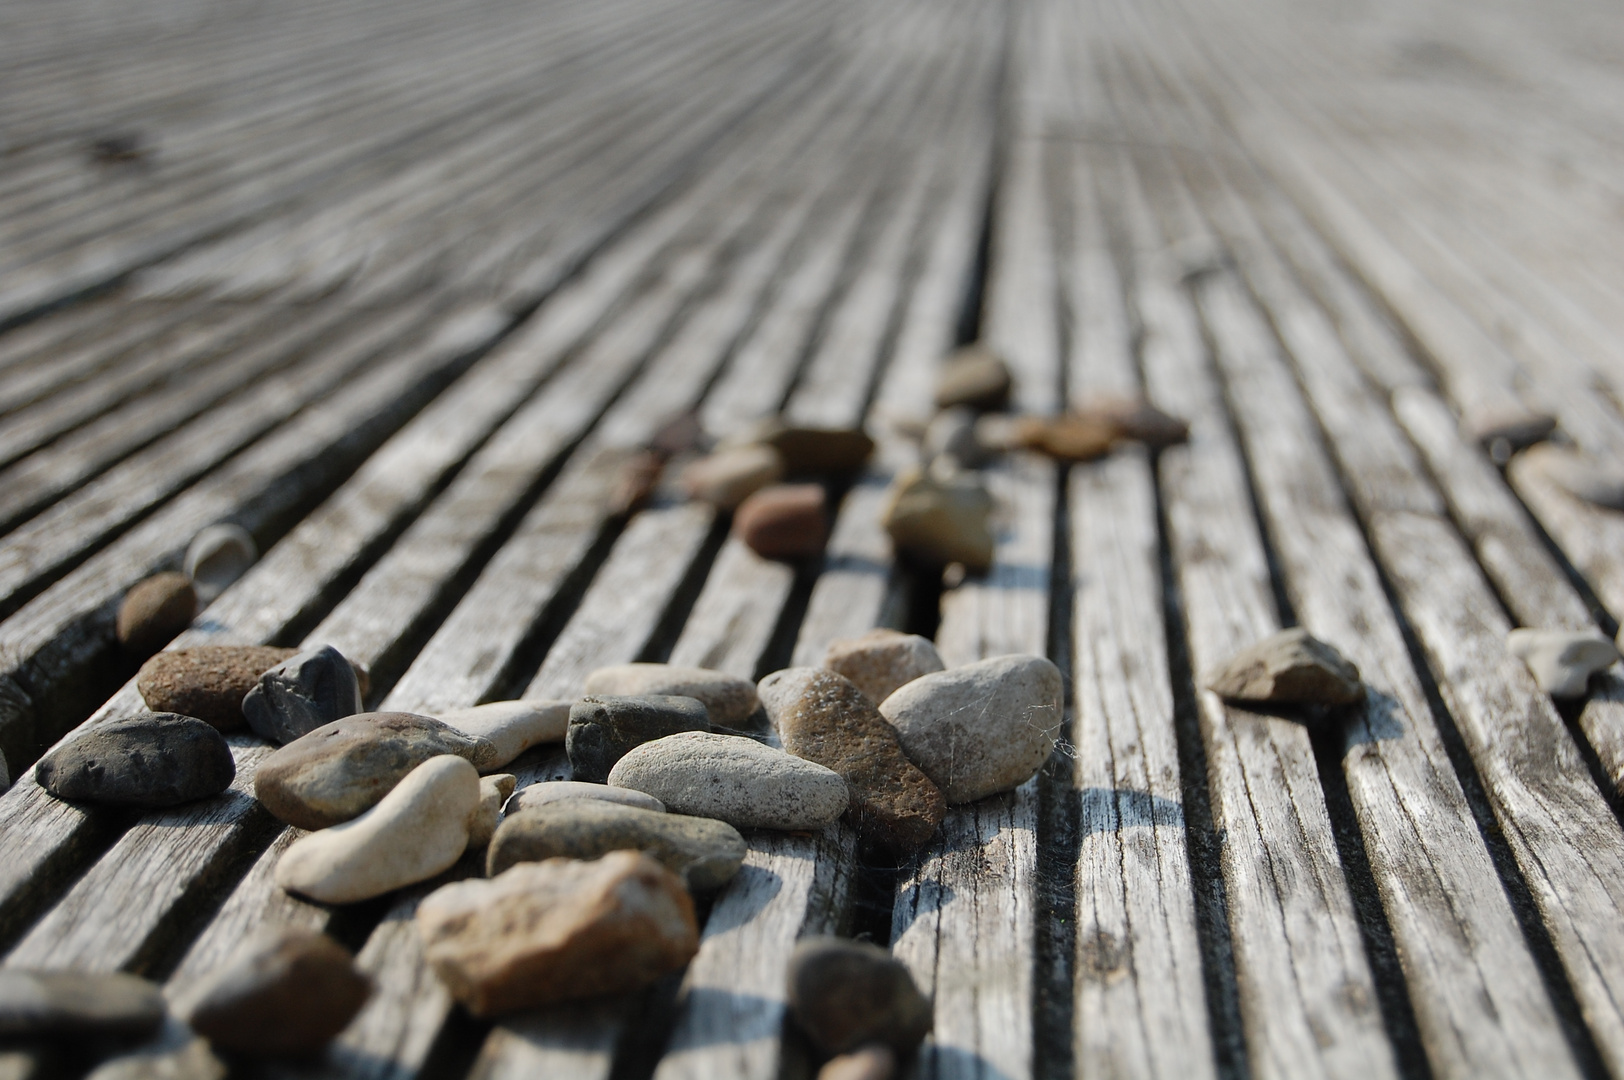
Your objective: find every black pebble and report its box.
[565,695,709,783]
[242,644,362,745]
[35,715,234,808]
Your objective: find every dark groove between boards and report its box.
[1153,463,1250,1080]
[0,807,136,956]
[638,513,731,667]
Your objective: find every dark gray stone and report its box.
[787,937,932,1056]
[34,715,234,808]
[0,970,164,1040]
[254,712,495,830]
[565,695,709,784]
[241,645,362,745]
[179,929,370,1056]
[486,800,746,890]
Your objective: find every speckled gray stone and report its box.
[508,781,665,814]
[241,645,362,745]
[565,695,710,784]
[34,715,234,808]
[608,731,847,830]
[582,665,758,725]
[487,799,745,889]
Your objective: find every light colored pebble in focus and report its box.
[608,731,847,830]
[582,663,758,725]
[467,774,517,850]
[507,781,665,814]
[436,700,569,770]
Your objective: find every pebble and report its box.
[508,780,666,814]
[731,419,874,474]
[934,345,1011,411]
[487,799,746,889]
[85,1035,225,1080]
[183,524,258,604]
[1086,398,1189,447]
[35,715,235,808]
[136,646,296,731]
[275,755,479,904]
[0,970,165,1040]
[682,444,786,510]
[467,774,516,849]
[1524,445,1624,510]
[417,851,698,1016]
[241,644,362,745]
[436,700,570,769]
[879,654,1063,804]
[116,573,197,654]
[255,712,496,830]
[1011,414,1117,462]
[566,694,710,784]
[922,406,991,468]
[1205,627,1365,706]
[1470,409,1557,463]
[647,410,707,458]
[178,929,370,1055]
[762,667,945,854]
[1507,629,1620,698]
[819,1045,897,1080]
[608,730,848,830]
[610,451,665,516]
[583,663,759,725]
[880,463,995,572]
[734,484,828,560]
[787,937,932,1056]
[822,629,944,704]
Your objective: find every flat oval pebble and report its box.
[881,464,994,572]
[734,484,828,560]
[436,700,569,769]
[467,774,517,850]
[762,668,944,854]
[184,524,258,604]
[682,444,785,510]
[582,664,758,726]
[178,929,370,1055]
[729,419,874,474]
[822,629,943,704]
[35,715,235,808]
[879,654,1062,804]
[241,644,362,745]
[275,755,479,904]
[508,780,666,814]
[934,345,1011,411]
[922,406,991,468]
[566,695,710,784]
[787,937,932,1056]
[487,799,745,889]
[1011,414,1117,462]
[116,572,196,654]
[1204,627,1364,706]
[608,730,848,831]
[136,646,296,730]
[255,711,496,830]
[418,852,698,1016]
[1507,629,1620,698]
[0,970,165,1040]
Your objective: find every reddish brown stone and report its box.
[733,484,828,560]
[137,646,297,730]
[116,572,196,654]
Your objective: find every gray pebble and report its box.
[565,695,709,784]
[487,799,745,890]
[608,730,847,831]
[34,715,234,808]
[0,970,164,1040]
[241,645,362,745]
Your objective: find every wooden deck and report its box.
[3,0,1624,1075]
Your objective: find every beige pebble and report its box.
[823,629,944,704]
[682,444,785,510]
[508,780,665,814]
[1507,629,1620,698]
[436,700,569,770]
[467,774,517,850]
[608,731,848,830]
[582,663,758,725]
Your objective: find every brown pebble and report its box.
[788,937,931,1056]
[934,345,1012,411]
[611,451,665,516]
[1205,627,1364,706]
[1011,415,1117,462]
[730,419,874,474]
[819,1045,897,1080]
[1085,398,1189,447]
[181,929,371,1056]
[823,629,944,704]
[734,484,828,560]
[116,573,196,654]
[137,646,297,730]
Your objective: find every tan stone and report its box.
[682,444,785,510]
[436,700,569,769]
[822,629,943,704]
[583,663,758,725]
[116,573,196,654]
[417,851,698,1016]
[1205,627,1364,706]
[880,464,994,572]
[467,774,517,849]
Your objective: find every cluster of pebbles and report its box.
[21,629,1060,1073]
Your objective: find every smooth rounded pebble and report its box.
[822,629,944,704]
[487,799,745,889]
[608,730,848,831]
[255,712,496,830]
[35,715,234,808]
[819,1045,897,1080]
[184,524,258,604]
[1523,444,1624,510]
[881,464,994,572]
[1507,629,1620,698]
[178,929,370,1056]
[934,345,1011,411]
[879,654,1062,804]
[566,695,710,784]
[467,774,516,850]
[241,644,362,745]
[788,937,932,1056]
[0,970,165,1040]
[508,780,665,814]
[418,852,698,1016]
[1010,414,1117,462]
[275,755,479,904]
[583,664,758,726]
[762,668,944,854]
[1204,627,1364,707]
[682,444,785,510]
[436,700,569,769]
[727,418,874,474]
[922,406,991,468]
[117,573,197,654]
[734,484,828,560]
[137,646,296,730]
